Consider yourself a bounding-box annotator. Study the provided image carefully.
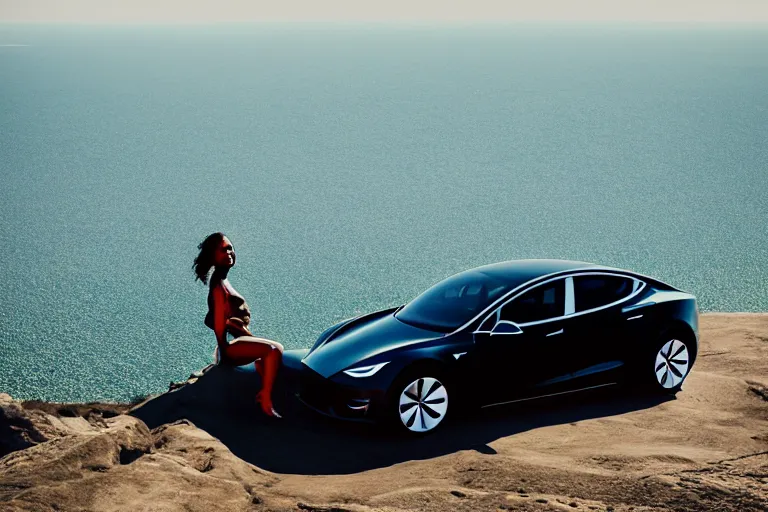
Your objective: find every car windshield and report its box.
[395,270,513,332]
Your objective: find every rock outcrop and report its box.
[1,313,767,511]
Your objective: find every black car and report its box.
[296,259,699,434]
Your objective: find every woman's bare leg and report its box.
[223,337,284,416]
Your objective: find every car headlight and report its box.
[342,362,389,378]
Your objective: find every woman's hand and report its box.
[226,317,252,337]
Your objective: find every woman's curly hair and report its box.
[193,232,230,285]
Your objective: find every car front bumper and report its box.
[296,364,387,423]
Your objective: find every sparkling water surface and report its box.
[1,24,766,402]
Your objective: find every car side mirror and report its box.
[490,321,523,335]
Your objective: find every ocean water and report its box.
[0,24,766,402]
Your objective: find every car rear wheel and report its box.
[648,336,693,394]
[387,367,450,435]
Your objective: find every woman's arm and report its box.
[211,286,230,352]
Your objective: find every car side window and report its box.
[574,275,634,312]
[499,280,565,324]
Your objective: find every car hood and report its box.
[301,309,443,378]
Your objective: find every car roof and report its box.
[475,259,604,287]
[445,259,646,334]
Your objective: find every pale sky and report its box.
[2,0,768,23]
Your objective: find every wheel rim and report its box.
[398,377,448,432]
[654,339,690,389]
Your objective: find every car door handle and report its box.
[546,328,564,337]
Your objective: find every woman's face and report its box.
[214,236,236,268]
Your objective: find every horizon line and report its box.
[3,19,768,26]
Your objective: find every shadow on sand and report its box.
[131,351,674,475]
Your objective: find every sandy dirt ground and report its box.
[1,313,766,511]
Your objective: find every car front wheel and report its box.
[388,369,450,435]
